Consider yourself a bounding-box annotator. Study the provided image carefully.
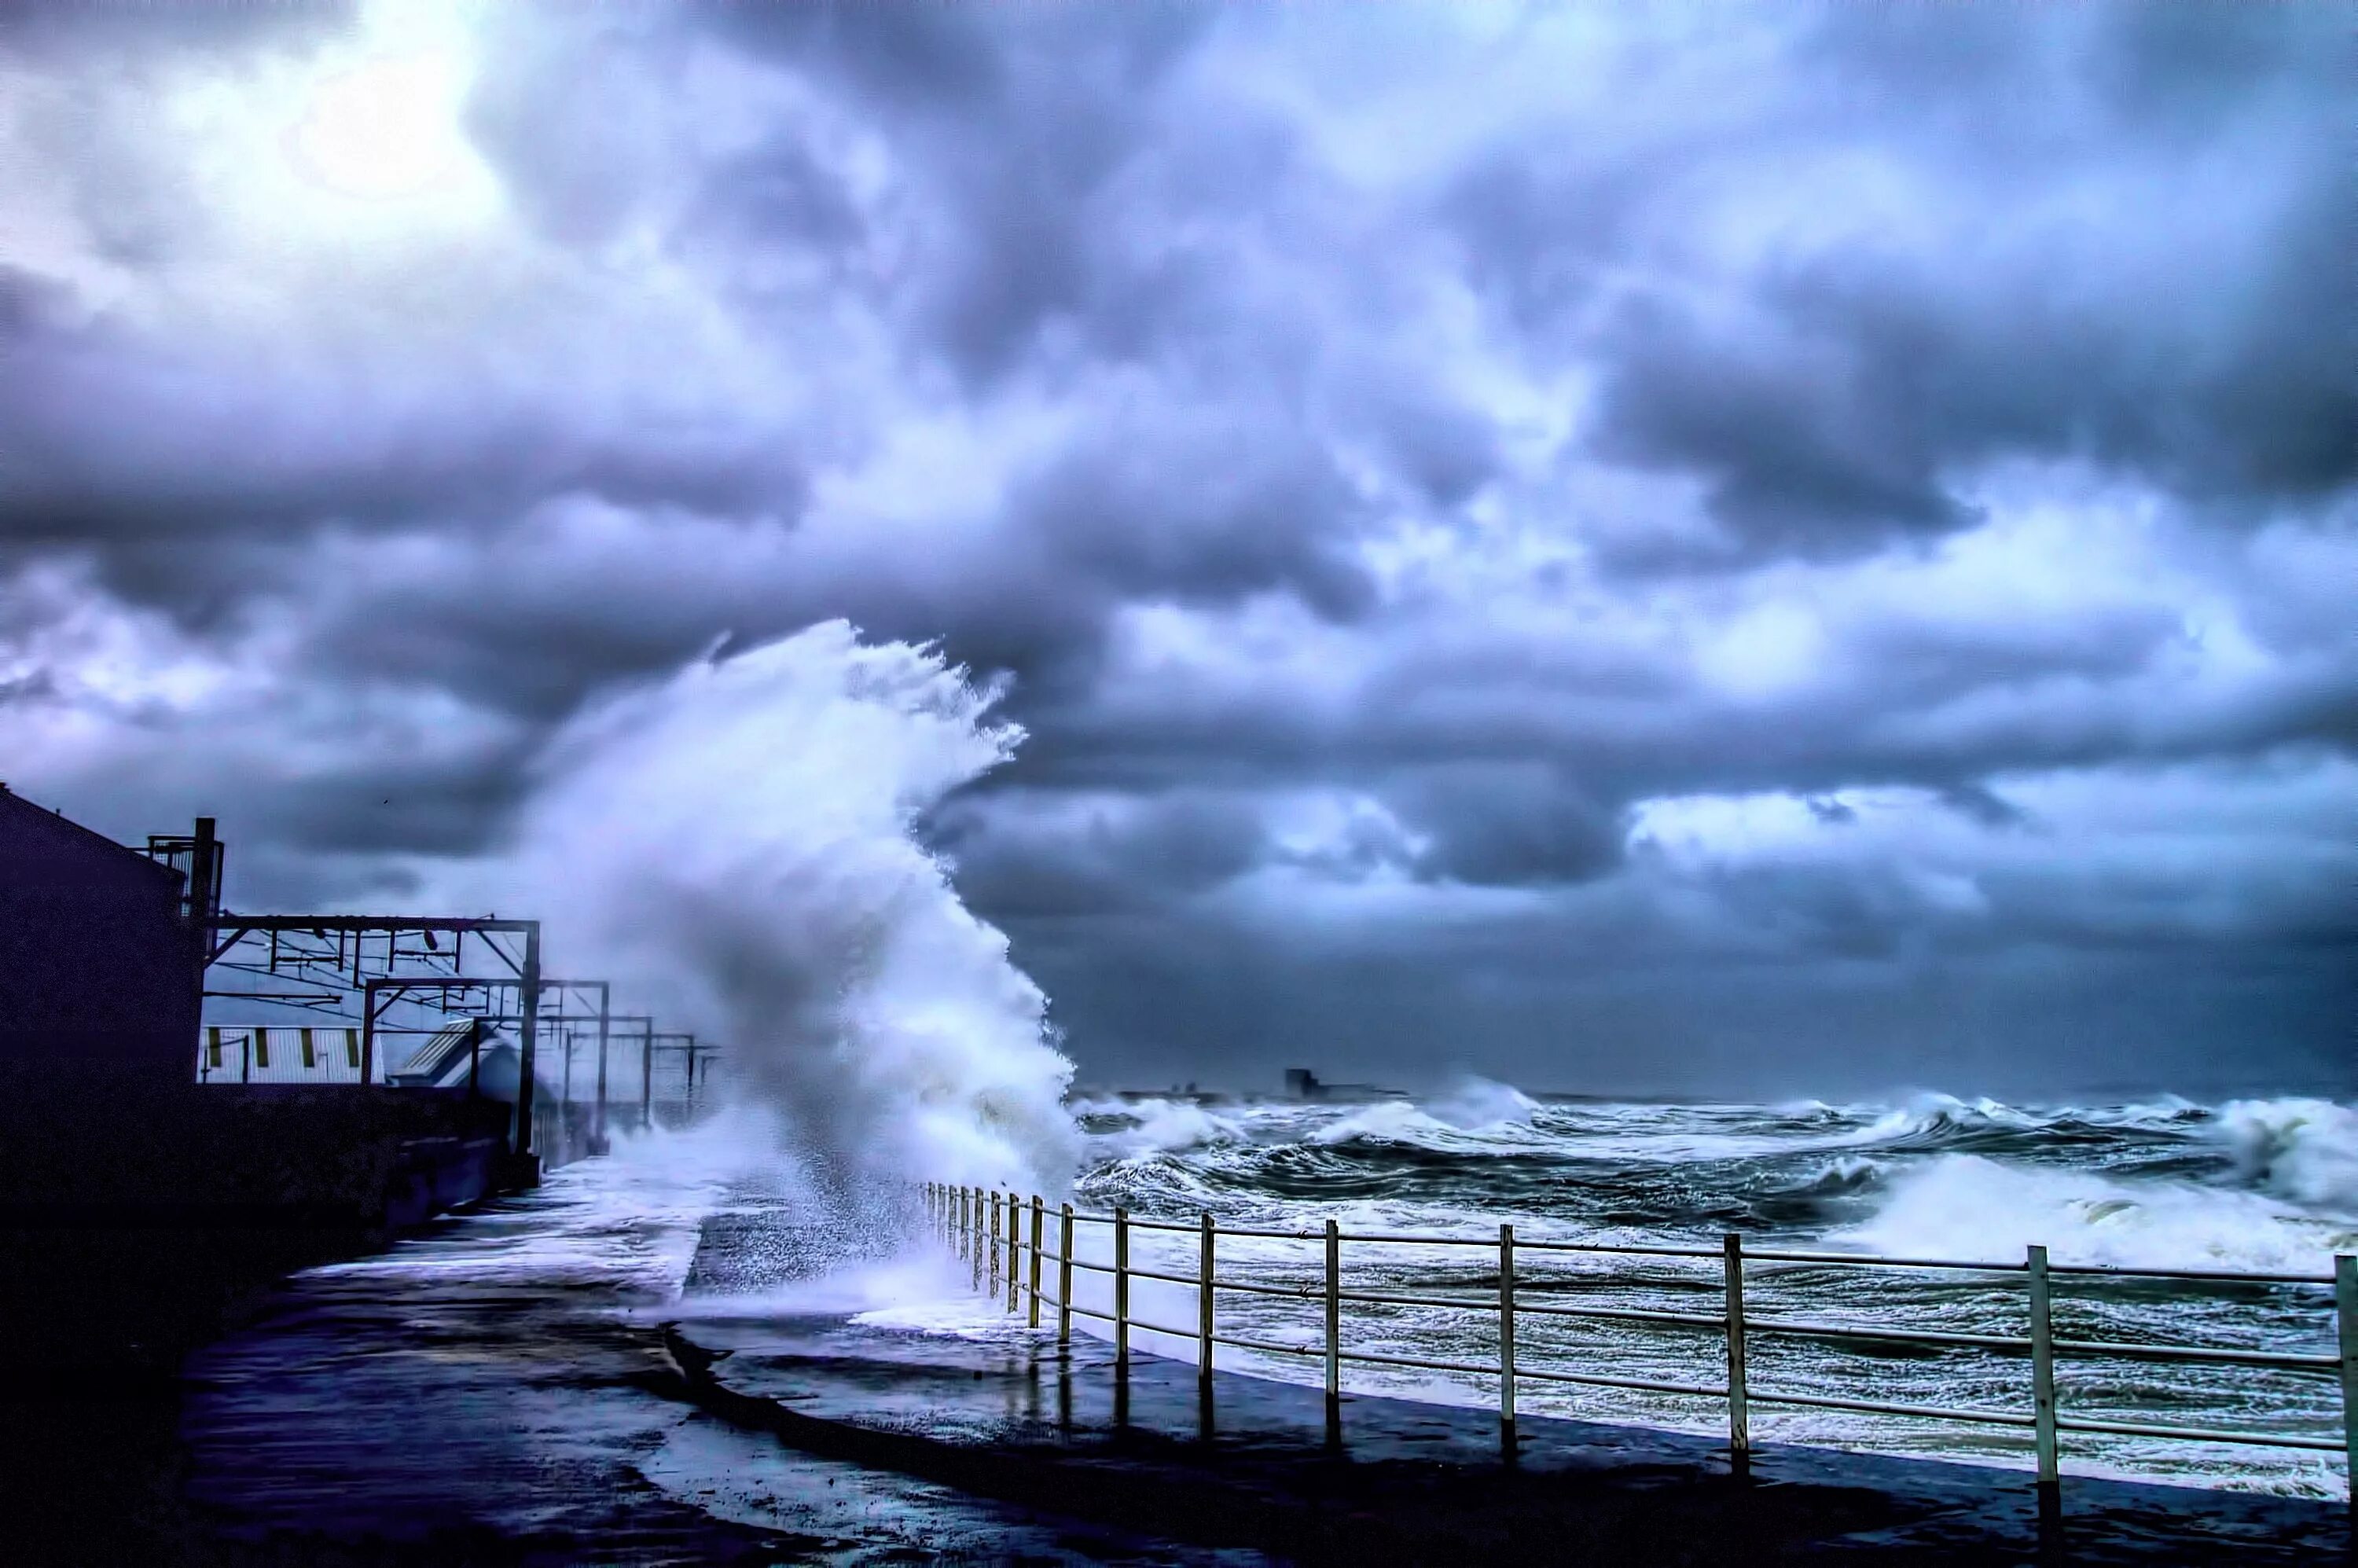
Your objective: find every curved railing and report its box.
[923,1182,2357,1500]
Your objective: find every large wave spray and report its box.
[441,622,1077,1192]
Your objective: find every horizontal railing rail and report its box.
[922,1181,2358,1500]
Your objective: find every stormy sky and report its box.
[2,1,2350,1097]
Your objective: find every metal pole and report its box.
[1058,1203,1074,1346]
[468,1018,482,1099]
[1115,1207,1130,1370]
[2335,1254,2355,1504]
[990,1192,1003,1300]
[1029,1196,1045,1330]
[242,1030,252,1085]
[1499,1223,1516,1430]
[641,1026,654,1131]
[186,817,218,1054]
[971,1188,982,1291]
[1199,1212,1216,1385]
[1724,1232,1750,1457]
[593,987,610,1143]
[516,924,542,1158]
[1006,1192,1020,1313]
[2029,1243,2059,1489]
[1325,1218,1341,1405]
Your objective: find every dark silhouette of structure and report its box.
[0,784,204,1081]
[0,790,515,1378]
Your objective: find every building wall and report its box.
[0,786,198,1076]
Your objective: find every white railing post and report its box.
[2029,1243,2059,1489]
[990,1192,1004,1301]
[1724,1232,1750,1458]
[1029,1195,1045,1329]
[970,1188,982,1291]
[1115,1207,1131,1368]
[1058,1203,1074,1346]
[1199,1212,1216,1385]
[1499,1222,1516,1430]
[2336,1254,2355,1503]
[1325,1218,1341,1406]
[1006,1193,1020,1313]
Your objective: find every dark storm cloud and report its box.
[0,0,354,59]
[931,788,1267,920]
[1453,2,2352,562]
[696,0,1218,383]
[2,0,2351,1089]
[0,312,810,558]
[1389,763,1624,887]
[1015,413,1378,621]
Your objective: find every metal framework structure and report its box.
[201,915,545,1155]
[637,1033,723,1127]
[930,1183,2358,1504]
[161,826,724,1166]
[355,977,608,1101]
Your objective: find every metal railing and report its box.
[922,1181,2358,1498]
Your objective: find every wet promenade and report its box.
[10,1155,2348,1564]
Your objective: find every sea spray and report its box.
[433,621,1078,1195]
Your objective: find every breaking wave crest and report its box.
[432,622,1078,1194]
[1830,1151,2354,1273]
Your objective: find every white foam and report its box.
[1423,1075,1538,1131]
[2213,1097,2358,1214]
[1120,1098,1245,1154]
[1832,1152,2355,1273]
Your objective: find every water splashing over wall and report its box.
[435,621,1077,1195]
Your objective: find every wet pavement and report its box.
[156,1173,1265,1565]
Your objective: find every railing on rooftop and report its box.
[923,1181,2358,1500]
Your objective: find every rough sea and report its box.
[1062,1088,2357,1498]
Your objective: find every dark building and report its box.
[0,784,203,1078]
[0,791,510,1380]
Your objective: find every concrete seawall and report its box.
[0,1071,527,1379]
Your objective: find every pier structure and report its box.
[926,1182,2358,1506]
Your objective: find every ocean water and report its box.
[1046,1088,2358,1499]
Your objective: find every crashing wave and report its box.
[2213,1098,2358,1214]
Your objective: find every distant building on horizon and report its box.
[1284,1067,1408,1102]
